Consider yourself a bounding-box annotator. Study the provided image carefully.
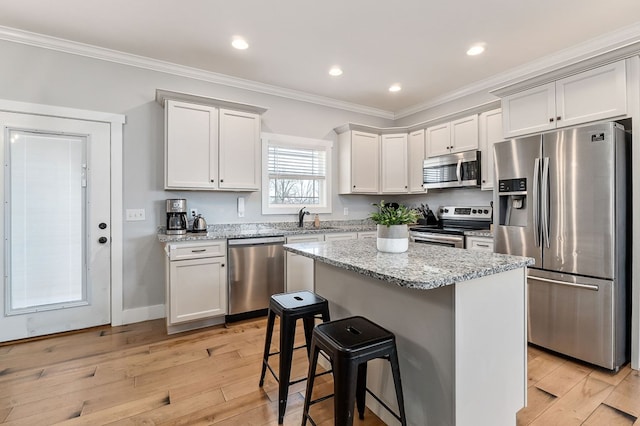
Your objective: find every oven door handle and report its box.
[413,234,464,243]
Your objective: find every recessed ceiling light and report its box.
[329,67,343,77]
[231,37,249,50]
[389,84,402,92]
[467,44,485,56]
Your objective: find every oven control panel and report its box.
[438,206,492,220]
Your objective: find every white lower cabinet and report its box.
[165,240,227,332]
[285,232,364,292]
[466,236,494,252]
[285,235,324,292]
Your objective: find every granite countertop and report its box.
[284,239,533,290]
[157,220,377,243]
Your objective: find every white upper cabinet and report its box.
[502,60,627,138]
[159,89,266,191]
[381,133,408,193]
[165,100,219,189]
[451,115,480,153]
[338,130,380,194]
[218,109,260,190]
[478,109,504,191]
[407,129,427,193]
[556,61,627,127]
[426,122,451,157]
[427,115,478,157]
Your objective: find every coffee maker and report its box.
[166,199,187,235]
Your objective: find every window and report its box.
[262,133,332,214]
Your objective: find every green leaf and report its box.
[369,200,419,225]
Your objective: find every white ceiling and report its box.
[1,0,640,116]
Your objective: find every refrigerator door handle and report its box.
[541,157,550,248]
[529,275,599,291]
[533,157,540,247]
[456,159,462,183]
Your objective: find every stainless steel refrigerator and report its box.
[493,121,629,370]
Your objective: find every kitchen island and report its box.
[284,239,534,426]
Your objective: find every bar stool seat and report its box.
[259,291,330,424]
[302,315,407,426]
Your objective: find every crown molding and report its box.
[2,22,639,123]
[396,22,640,120]
[0,25,395,120]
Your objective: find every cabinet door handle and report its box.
[191,249,206,253]
[476,244,490,248]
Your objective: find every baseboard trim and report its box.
[120,304,165,325]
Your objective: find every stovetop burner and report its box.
[411,205,492,236]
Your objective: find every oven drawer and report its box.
[466,236,494,251]
[411,232,464,248]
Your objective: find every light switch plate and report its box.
[238,197,245,218]
[125,208,145,221]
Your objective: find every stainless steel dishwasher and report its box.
[227,236,285,320]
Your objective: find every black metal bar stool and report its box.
[302,315,407,426]
[259,290,331,424]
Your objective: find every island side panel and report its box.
[454,267,527,425]
[315,261,456,426]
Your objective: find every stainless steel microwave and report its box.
[422,150,481,189]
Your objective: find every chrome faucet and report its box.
[298,207,309,227]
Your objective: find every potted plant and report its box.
[370,201,419,253]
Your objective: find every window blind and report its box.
[268,145,326,179]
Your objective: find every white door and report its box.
[0,112,111,341]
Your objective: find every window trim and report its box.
[261,132,333,215]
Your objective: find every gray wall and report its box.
[0,39,495,313]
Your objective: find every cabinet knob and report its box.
[404,185,408,188]
[549,117,554,122]
[482,179,486,183]
[353,185,356,188]
[210,179,215,183]
[556,116,561,121]
[221,264,225,267]
[220,179,224,183]
[98,237,108,244]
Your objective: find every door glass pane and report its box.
[7,130,87,312]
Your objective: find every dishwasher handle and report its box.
[228,236,285,246]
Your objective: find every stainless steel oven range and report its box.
[410,205,492,248]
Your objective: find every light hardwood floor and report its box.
[1,317,639,425]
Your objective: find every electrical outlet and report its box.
[343,207,349,216]
[190,208,198,218]
[125,209,145,221]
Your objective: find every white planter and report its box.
[376,224,409,253]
